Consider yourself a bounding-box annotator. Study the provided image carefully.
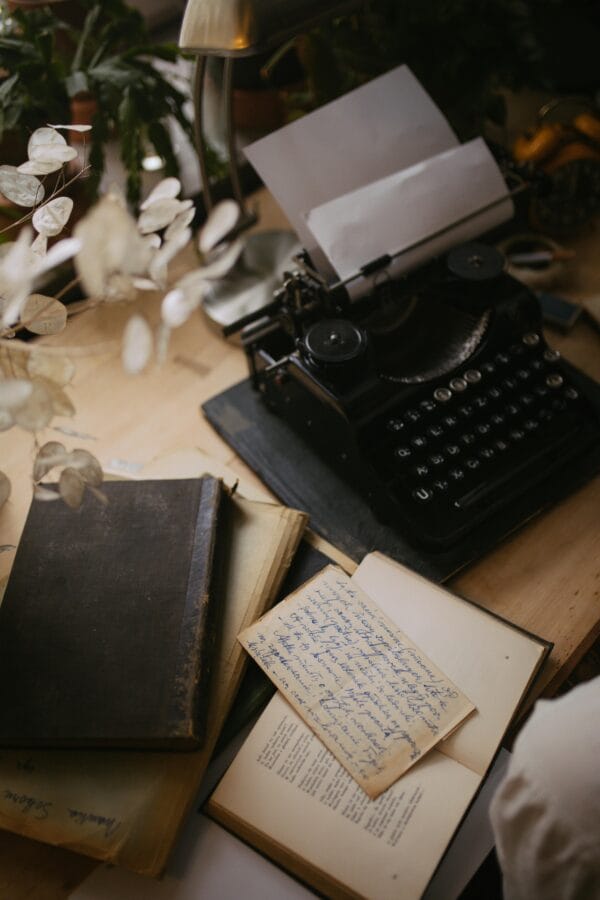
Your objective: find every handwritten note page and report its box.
[238,566,475,798]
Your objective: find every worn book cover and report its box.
[0,477,223,749]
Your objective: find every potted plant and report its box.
[0,0,196,205]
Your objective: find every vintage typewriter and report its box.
[232,240,600,550]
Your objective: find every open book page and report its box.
[244,65,457,273]
[0,495,307,876]
[239,566,474,798]
[352,553,547,776]
[209,693,480,900]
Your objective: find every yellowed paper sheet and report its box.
[0,493,307,876]
[238,565,475,798]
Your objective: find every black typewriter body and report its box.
[240,243,600,550]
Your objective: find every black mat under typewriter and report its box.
[217,242,600,554]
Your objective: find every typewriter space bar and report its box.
[454,424,589,512]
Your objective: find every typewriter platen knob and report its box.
[446,242,505,282]
[301,319,368,367]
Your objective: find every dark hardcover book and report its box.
[0,477,223,749]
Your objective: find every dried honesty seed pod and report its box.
[18,159,63,176]
[36,377,75,418]
[29,144,78,165]
[68,449,103,486]
[198,199,239,254]
[34,485,60,502]
[32,197,74,237]
[33,441,69,481]
[0,166,45,207]
[28,127,67,156]
[0,471,11,508]
[59,467,85,509]
[165,207,195,242]
[30,234,48,259]
[198,238,244,280]
[161,287,200,328]
[122,314,153,374]
[140,177,181,210]
[22,295,68,335]
[47,124,92,133]
[137,198,187,234]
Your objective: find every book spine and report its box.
[167,476,223,743]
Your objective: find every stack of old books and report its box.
[0,474,315,875]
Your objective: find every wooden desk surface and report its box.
[1,192,599,898]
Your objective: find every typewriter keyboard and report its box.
[372,331,600,546]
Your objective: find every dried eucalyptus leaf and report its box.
[142,233,161,250]
[68,448,103,486]
[0,471,10,508]
[59,467,85,509]
[0,409,14,431]
[22,294,67,335]
[137,198,185,234]
[33,441,68,481]
[28,127,67,157]
[198,199,239,253]
[0,378,33,410]
[140,176,181,210]
[132,277,158,291]
[32,197,74,237]
[148,226,192,285]
[13,380,54,431]
[29,144,78,165]
[88,485,108,506]
[18,159,63,176]
[165,207,195,242]
[34,484,60,502]
[197,238,244,280]
[161,287,200,328]
[122,314,153,375]
[0,166,45,207]
[27,351,75,386]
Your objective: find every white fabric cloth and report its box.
[490,677,600,900]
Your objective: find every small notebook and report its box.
[0,477,223,749]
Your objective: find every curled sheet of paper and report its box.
[238,565,475,798]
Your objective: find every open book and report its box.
[208,552,550,900]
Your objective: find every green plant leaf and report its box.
[65,70,89,98]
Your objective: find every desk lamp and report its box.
[179,0,361,333]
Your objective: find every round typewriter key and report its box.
[476,423,491,436]
[458,404,474,418]
[535,385,549,397]
[503,377,517,390]
[509,343,525,356]
[564,387,579,400]
[520,393,535,406]
[473,396,488,409]
[428,424,444,439]
[443,415,458,428]
[460,432,476,446]
[491,413,505,426]
[449,377,467,392]
[464,369,482,384]
[433,479,449,493]
[522,332,540,347]
[506,403,520,416]
[482,361,496,375]
[449,467,465,480]
[494,439,509,452]
[552,398,567,412]
[413,464,430,478]
[395,446,412,459]
[524,418,539,431]
[434,387,452,403]
[465,458,481,470]
[445,444,461,456]
[386,417,405,433]
[405,409,421,423]
[495,352,510,365]
[510,429,525,441]
[517,368,531,381]
[487,387,502,400]
[411,435,427,449]
[420,399,437,412]
[412,487,433,502]
[546,373,564,388]
[429,453,445,466]
[530,359,544,371]
[544,348,561,363]
[480,447,495,459]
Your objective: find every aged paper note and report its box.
[238,565,475,798]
